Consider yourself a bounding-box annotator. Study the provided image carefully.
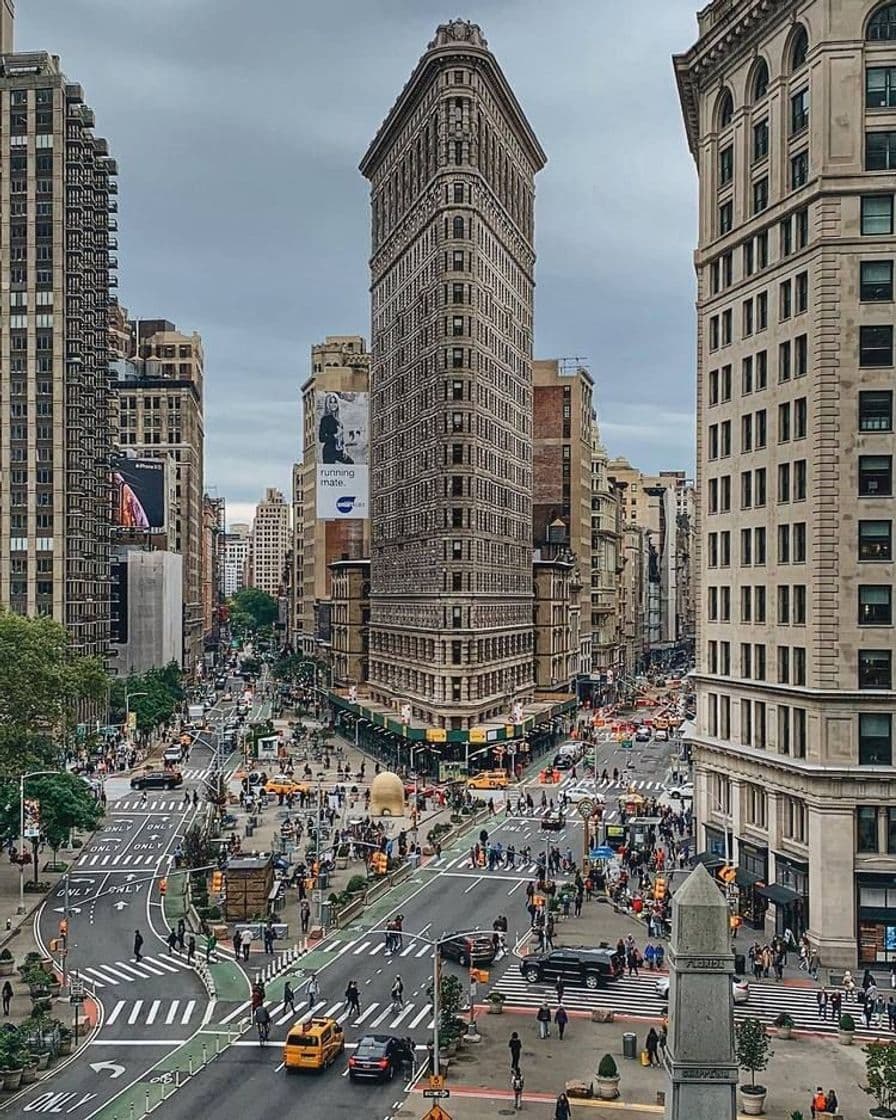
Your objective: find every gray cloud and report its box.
[18,0,700,520]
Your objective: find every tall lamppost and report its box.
[17,769,62,914]
[123,688,147,747]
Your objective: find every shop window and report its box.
[858,806,879,852]
[860,713,892,765]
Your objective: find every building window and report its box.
[869,5,896,41]
[752,59,770,100]
[867,131,896,171]
[795,271,808,312]
[794,396,807,438]
[860,519,892,560]
[790,88,809,135]
[860,713,892,765]
[757,231,769,268]
[860,454,893,496]
[863,195,894,235]
[861,260,894,301]
[867,66,896,108]
[719,89,734,128]
[860,390,894,431]
[719,145,733,185]
[791,150,809,190]
[790,25,809,70]
[753,119,769,162]
[780,280,792,321]
[859,585,892,625]
[859,649,892,689]
[719,201,733,235]
[753,177,769,214]
[793,584,807,624]
[857,806,879,852]
[742,299,754,336]
[744,240,754,276]
[860,325,894,366]
[757,291,768,329]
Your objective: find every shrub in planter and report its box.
[736,1017,773,1115]
[486,991,505,1015]
[596,1054,620,1100]
[70,838,83,849]
[863,1039,896,1118]
[345,875,367,895]
[839,1012,856,1044]
[0,949,13,977]
[774,1011,794,1038]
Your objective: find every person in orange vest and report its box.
[810,1086,827,1118]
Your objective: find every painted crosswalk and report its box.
[79,953,198,989]
[78,852,168,868]
[492,970,890,1039]
[104,997,202,1028]
[218,995,436,1034]
[110,798,191,812]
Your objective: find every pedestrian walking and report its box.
[555,977,565,1005]
[830,989,842,1022]
[390,975,404,1010]
[263,925,274,954]
[283,980,296,1015]
[167,929,177,954]
[176,918,186,952]
[554,1004,568,1040]
[816,988,828,1020]
[241,928,252,962]
[345,980,361,1019]
[645,1026,661,1066]
[308,972,320,1008]
[824,1089,839,1114]
[205,933,217,963]
[511,1068,524,1110]
[233,929,242,959]
[554,1092,571,1120]
[508,1030,522,1071]
[187,935,196,963]
[536,1000,551,1039]
[133,929,144,962]
[811,1087,827,1119]
[1,980,12,1016]
[300,898,311,935]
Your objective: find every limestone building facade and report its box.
[248,488,289,599]
[360,20,547,730]
[676,0,896,965]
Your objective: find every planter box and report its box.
[487,1001,504,1015]
[0,961,13,978]
[838,1030,854,1045]
[591,1009,615,1023]
[20,1066,37,1085]
[596,1075,619,1100]
[2,1069,22,1091]
[740,1086,767,1116]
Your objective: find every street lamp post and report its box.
[18,769,64,914]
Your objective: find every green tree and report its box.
[0,773,103,879]
[227,589,278,634]
[864,1040,896,1117]
[108,663,184,733]
[735,1016,773,1089]
[0,611,107,778]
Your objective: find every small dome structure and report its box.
[370,770,405,816]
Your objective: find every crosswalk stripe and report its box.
[181,1000,196,1024]
[354,1002,379,1024]
[146,1000,161,1025]
[352,941,371,955]
[415,946,429,958]
[390,1002,415,1026]
[80,969,105,988]
[131,959,166,977]
[369,1006,394,1027]
[369,942,385,955]
[106,1000,125,1025]
[144,956,180,974]
[399,944,416,957]
[408,1005,432,1028]
[165,1001,180,1025]
[85,966,120,986]
[220,1000,250,1025]
[127,1000,144,1025]
[324,1001,343,1018]
[112,961,148,980]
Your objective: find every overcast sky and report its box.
[20,1,700,528]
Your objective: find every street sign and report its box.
[577,798,595,819]
[423,1089,451,1099]
[428,1074,445,1089]
[422,1106,452,1120]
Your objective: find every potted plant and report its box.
[24,967,51,999]
[735,1016,773,1115]
[486,991,505,1015]
[863,1039,896,1118]
[838,1012,856,1045]
[56,1024,73,1056]
[0,949,14,978]
[0,1032,26,1090]
[596,1053,620,1100]
[20,1057,38,1085]
[773,1011,795,1040]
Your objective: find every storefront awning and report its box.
[692,851,725,870]
[757,883,801,906]
[735,867,763,889]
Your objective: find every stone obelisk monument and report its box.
[664,863,737,1120]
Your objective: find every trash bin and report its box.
[622,1032,637,1060]
[734,952,746,975]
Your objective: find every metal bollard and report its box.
[201,1043,207,1066]
[175,1068,181,1088]
[188,1055,194,1076]
[145,1090,150,1116]
[130,1103,135,1120]
[215,1033,221,1054]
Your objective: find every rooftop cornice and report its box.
[674,0,792,160]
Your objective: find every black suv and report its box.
[520,947,622,990]
[130,769,183,791]
[439,932,496,967]
[348,1035,413,1082]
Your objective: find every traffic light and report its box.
[211,871,224,894]
[371,852,387,876]
[159,877,168,896]
[58,918,68,938]
[718,865,736,885]
[654,876,666,901]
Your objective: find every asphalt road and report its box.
[3,684,243,1118]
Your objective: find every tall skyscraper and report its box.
[222,523,250,598]
[294,335,370,659]
[110,310,205,671]
[249,489,289,598]
[360,20,546,731]
[0,31,117,658]
[676,0,896,966]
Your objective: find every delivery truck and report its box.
[187,703,205,724]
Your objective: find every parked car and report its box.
[130,769,183,791]
[348,1035,412,1082]
[467,770,508,790]
[520,947,622,990]
[163,746,184,765]
[664,783,694,802]
[656,975,749,1004]
[439,932,496,967]
[564,783,606,805]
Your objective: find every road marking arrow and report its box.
[112,900,129,911]
[125,874,136,882]
[90,1061,125,1079]
[53,906,82,914]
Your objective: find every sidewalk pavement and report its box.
[434,1011,869,1119]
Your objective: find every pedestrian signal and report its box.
[654,877,666,900]
[371,852,387,875]
[58,918,68,937]
[159,877,168,896]
[470,968,489,983]
[718,865,736,884]
[211,871,224,893]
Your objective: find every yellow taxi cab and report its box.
[283,1016,345,1072]
[467,769,508,790]
[264,776,310,796]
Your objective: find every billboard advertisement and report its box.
[314,391,368,519]
[112,456,166,530]
[23,798,40,839]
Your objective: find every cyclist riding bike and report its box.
[253,1004,271,1043]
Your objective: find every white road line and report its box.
[165,1000,180,1025]
[369,1006,393,1027]
[100,964,144,985]
[181,999,196,1024]
[464,876,483,894]
[79,969,105,988]
[355,1002,380,1024]
[110,961,146,980]
[130,959,166,977]
[415,947,429,958]
[408,1005,431,1028]
[220,1000,251,1025]
[508,880,524,895]
[101,856,111,866]
[369,942,385,955]
[324,1001,344,1018]
[106,1000,126,1025]
[127,1000,144,1025]
[84,966,120,985]
[143,956,181,974]
[352,941,371,955]
[390,1002,415,1026]
[146,1000,161,1025]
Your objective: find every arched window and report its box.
[452,216,465,239]
[868,3,896,40]
[718,89,734,129]
[752,58,770,101]
[790,25,809,70]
